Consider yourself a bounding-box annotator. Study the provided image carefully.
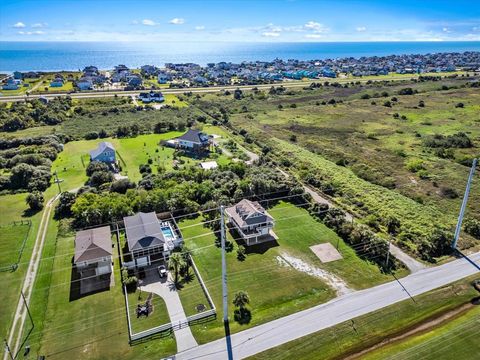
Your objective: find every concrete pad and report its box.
[310,243,343,263]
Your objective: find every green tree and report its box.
[168,253,184,285]
[26,191,44,211]
[233,290,250,310]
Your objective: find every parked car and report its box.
[158,265,167,278]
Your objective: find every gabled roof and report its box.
[175,129,209,144]
[124,212,165,251]
[225,199,274,228]
[74,226,112,263]
[90,141,115,159]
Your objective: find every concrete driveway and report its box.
[139,267,197,352]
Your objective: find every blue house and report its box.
[90,142,116,164]
[50,78,64,87]
[2,79,20,90]
[13,71,23,80]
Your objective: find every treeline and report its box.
[0,97,73,131]
[55,162,301,228]
[0,135,62,192]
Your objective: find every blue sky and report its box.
[1,0,479,42]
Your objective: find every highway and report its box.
[0,75,428,103]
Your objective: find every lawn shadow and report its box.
[243,240,279,255]
[233,308,252,325]
[69,264,111,302]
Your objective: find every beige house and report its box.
[74,226,113,277]
[225,199,275,246]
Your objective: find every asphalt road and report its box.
[176,251,480,360]
[0,75,427,103]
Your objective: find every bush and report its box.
[26,191,44,211]
[86,161,109,176]
[405,158,425,173]
[54,191,76,218]
[464,218,480,239]
[455,102,464,108]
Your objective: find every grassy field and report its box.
[51,132,232,186]
[193,78,480,252]
[363,305,480,360]
[250,275,480,360]
[0,193,43,339]
[0,222,30,268]
[128,290,171,333]
[24,220,176,360]
[177,201,404,344]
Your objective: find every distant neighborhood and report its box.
[3,51,479,92]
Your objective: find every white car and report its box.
[158,265,167,278]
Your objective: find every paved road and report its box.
[177,251,480,360]
[0,75,431,103]
[3,194,59,360]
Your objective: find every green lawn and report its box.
[250,276,480,360]
[51,132,234,187]
[176,264,214,317]
[128,290,171,333]
[0,193,43,339]
[0,223,30,268]
[177,201,400,344]
[363,305,480,360]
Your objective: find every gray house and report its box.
[124,212,182,268]
[74,226,112,277]
[225,199,275,245]
[173,129,210,154]
[90,142,116,164]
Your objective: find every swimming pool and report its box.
[161,226,174,239]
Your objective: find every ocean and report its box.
[1,41,479,73]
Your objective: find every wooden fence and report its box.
[0,220,32,272]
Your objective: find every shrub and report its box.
[464,218,480,239]
[405,158,425,173]
[26,191,44,211]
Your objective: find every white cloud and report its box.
[442,27,451,33]
[305,34,323,39]
[195,25,205,30]
[18,30,45,35]
[32,22,47,28]
[262,31,280,37]
[304,21,329,33]
[169,18,185,25]
[142,19,157,26]
[13,22,26,28]
[356,26,367,32]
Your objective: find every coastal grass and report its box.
[178,201,402,344]
[362,305,480,360]
[249,275,480,360]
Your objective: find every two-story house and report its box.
[74,226,113,278]
[89,142,116,164]
[225,199,275,246]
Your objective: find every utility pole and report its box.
[385,240,391,269]
[53,171,63,194]
[220,205,228,323]
[451,158,477,249]
[220,205,233,360]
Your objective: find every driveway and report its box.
[139,269,197,353]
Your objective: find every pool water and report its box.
[161,226,174,239]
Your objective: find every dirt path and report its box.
[3,194,59,360]
[277,252,353,296]
[343,302,476,360]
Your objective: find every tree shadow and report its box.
[233,308,252,325]
[22,207,42,217]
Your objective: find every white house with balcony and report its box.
[225,199,276,246]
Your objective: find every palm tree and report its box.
[181,246,191,274]
[233,291,250,310]
[168,253,184,284]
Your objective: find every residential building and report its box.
[225,199,275,245]
[138,91,164,103]
[13,71,23,80]
[2,79,20,90]
[173,129,211,154]
[74,226,112,277]
[50,78,64,87]
[90,141,116,163]
[76,77,93,90]
[123,212,182,267]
